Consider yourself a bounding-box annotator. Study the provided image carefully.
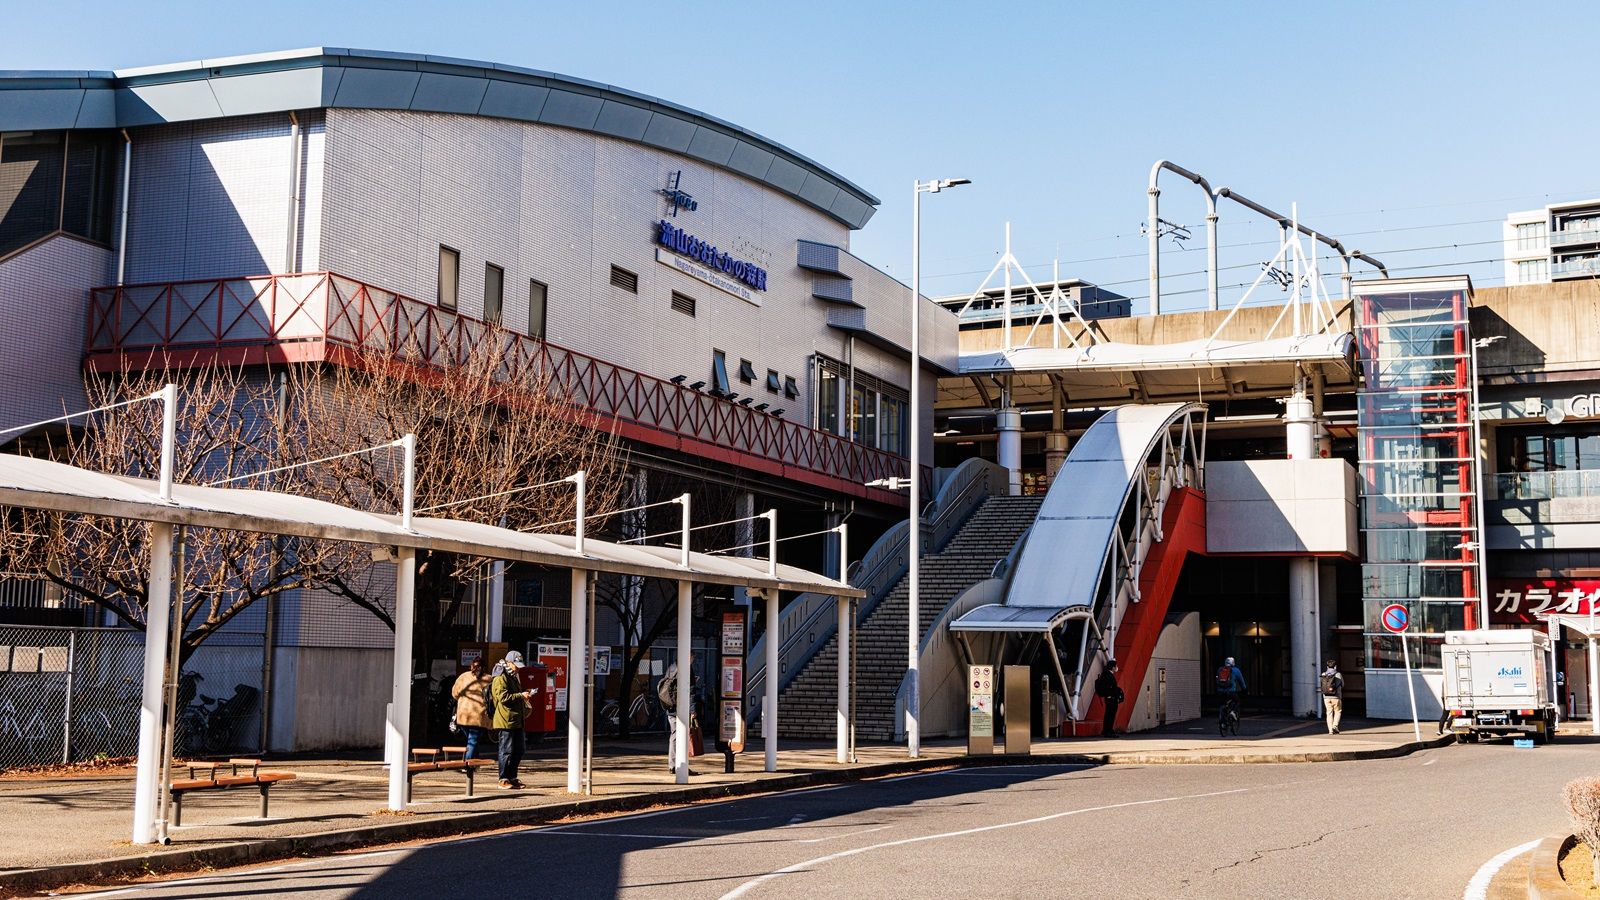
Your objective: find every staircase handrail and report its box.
[746,457,1009,706]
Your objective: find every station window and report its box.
[528,279,548,340]
[738,359,756,384]
[671,291,696,317]
[483,263,504,324]
[0,129,121,259]
[711,350,730,395]
[437,246,460,310]
[766,370,781,393]
[610,265,638,293]
[813,354,908,455]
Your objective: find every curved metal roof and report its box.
[0,47,879,229]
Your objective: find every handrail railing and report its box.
[747,458,1009,710]
[1494,470,1600,501]
[85,272,911,495]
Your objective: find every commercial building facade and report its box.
[0,48,955,752]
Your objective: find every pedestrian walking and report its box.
[450,657,493,760]
[492,651,535,788]
[1095,660,1123,738]
[1320,658,1344,735]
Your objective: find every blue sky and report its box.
[15,1,1599,310]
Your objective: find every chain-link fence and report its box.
[0,625,267,769]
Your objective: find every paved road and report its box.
[71,736,1598,899]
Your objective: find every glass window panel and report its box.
[483,263,504,324]
[437,246,459,310]
[61,132,117,243]
[1362,564,1469,599]
[818,369,840,433]
[0,131,66,256]
[1364,530,1470,563]
[528,280,547,339]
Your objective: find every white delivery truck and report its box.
[1441,629,1558,744]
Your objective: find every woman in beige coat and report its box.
[450,657,495,759]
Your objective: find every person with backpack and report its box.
[1320,658,1345,734]
[1094,660,1124,738]
[490,651,535,789]
[1216,656,1246,731]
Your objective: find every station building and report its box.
[0,48,952,752]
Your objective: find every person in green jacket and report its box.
[493,651,534,788]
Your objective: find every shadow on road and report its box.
[336,765,1092,898]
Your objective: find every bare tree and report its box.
[288,329,629,676]
[0,324,629,664]
[0,362,350,660]
[595,470,746,738]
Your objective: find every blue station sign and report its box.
[657,221,768,292]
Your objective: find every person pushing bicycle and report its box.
[1215,657,1246,735]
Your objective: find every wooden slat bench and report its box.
[405,746,494,801]
[168,758,296,826]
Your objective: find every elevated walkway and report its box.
[950,402,1207,731]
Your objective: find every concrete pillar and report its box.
[997,408,1023,496]
[132,522,174,844]
[1312,371,1332,459]
[1044,432,1069,481]
[1290,558,1321,718]
[836,596,850,764]
[1044,382,1069,480]
[566,569,588,793]
[386,547,417,811]
[1287,379,1320,717]
[675,580,691,784]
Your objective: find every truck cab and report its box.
[1441,629,1558,744]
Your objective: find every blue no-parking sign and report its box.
[1381,603,1410,634]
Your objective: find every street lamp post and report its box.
[908,176,968,759]
[1469,335,1505,629]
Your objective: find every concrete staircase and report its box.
[777,494,1044,741]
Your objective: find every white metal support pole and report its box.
[157,384,177,502]
[836,522,849,764]
[131,522,173,844]
[571,470,586,557]
[909,178,923,760]
[386,546,417,811]
[1468,343,1491,629]
[675,579,691,784]
[1400,632,1422,743]
[1147,182,1161,317]
[679,493,691,569]
[399,433,416,531]
[566,568,588,792]
[1206,198,1219,311]
[763,510,779,773]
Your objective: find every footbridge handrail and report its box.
[948,402,1207,725]
[747,457,1008,706]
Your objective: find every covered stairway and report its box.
[777,493,1042,740]
[949,402,1208,734]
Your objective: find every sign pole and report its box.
[1400,632,1421,743]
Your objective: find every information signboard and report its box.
[968,665,995,755]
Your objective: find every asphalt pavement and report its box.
[55,732,1600,900]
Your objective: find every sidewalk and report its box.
[0,715,1445,893]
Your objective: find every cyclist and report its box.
[1215,656,1246,735]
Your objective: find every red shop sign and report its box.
[1489,579,1600,623]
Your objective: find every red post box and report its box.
[519,662,556,733]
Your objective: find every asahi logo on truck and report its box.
[1497,666,1523,677]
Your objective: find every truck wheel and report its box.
[1460,731,1478,743]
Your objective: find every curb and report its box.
[1527,834,1582,899]
[0,736,1450,896]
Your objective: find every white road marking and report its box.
[1462,838,1540,900]
[718,786,1251,900]
[65,767,1083,898]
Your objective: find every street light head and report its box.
[941,178,971,188]
[1473,336,1506,349]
